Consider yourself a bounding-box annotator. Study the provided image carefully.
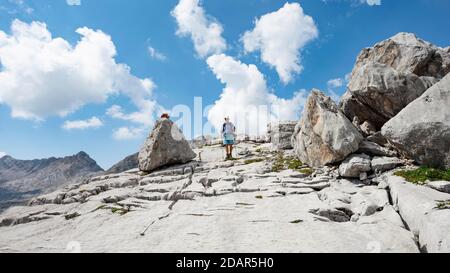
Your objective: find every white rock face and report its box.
[341,33,449,130]
[339,154,372,178]
[138,118,197,172]
[0,143,420,253]
[292,90,363,167]
[371,157,404,173]
[386,174,450,253]
[382,74,450,168]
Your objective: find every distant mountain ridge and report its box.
[0,152,103,211]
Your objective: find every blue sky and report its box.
[0,0,449,169]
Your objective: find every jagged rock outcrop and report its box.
[341,33,449,130]
[138,118,197,172]
[0,152,103,211]
[267,121,297,150]
[292,90,363,167]
[107,153,138,174]
[381,74,450,168]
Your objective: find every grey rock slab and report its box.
[387,174,450,253]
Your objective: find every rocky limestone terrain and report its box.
[0,152,103,212]
[0,142,430,253]
[0,32,448,253]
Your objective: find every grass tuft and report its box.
[394,167,450,185]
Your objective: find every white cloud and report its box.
[327,78,344,88]
[0,20,161,139]
[364,0,381,6]
[322,0,381,6]
[242,2,318,84]
[0,151,7,158]
[206,54,306,136]
[148,46,167,61]
[112,127,145,140]
[4,0,34,14]
[62,117,103,130]
[66,0,81,6]
[171,0,227,58]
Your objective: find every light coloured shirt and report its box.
[222,122,235,134]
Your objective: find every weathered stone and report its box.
[371,157,403,173]
[427,181,450,194]
[341,63,433,129]
[381,74,450,168]
[360,121,377,136]
[138,118,197,172]
[340,33,449,130]
[292,90,363,167]
[267,121,297,150]
[339,154,372,178]
[387,174,450,253]
[357,140,397,157]
[366,132,389,147]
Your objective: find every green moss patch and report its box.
[435,200,450,210]
[111,207,129,215]
[394,167,450,185]
[271,153,306,173]
[244,158,265,165]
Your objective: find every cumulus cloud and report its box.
[148,46,167,61]
[327,78,344,88]
[66,0,81,6]
[0,20,161,140]
[171,0,227,58]
[242,2,318,84]
[112,127,145,140]
[206,54,306,136]
[62,117,103,130]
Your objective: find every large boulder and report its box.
[381,74,450,168]
[341,63,436,129]
[341,33,449,130]
[352,32,450,78]
[292,90,363,167]
[267,121,297,150]
[138,118,197,172]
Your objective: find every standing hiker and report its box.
[222,117,236,160]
